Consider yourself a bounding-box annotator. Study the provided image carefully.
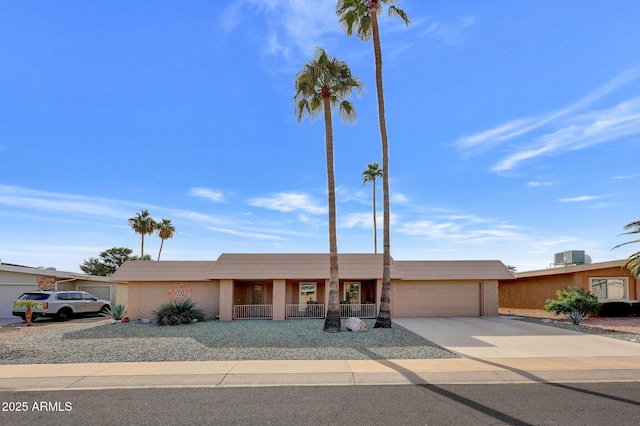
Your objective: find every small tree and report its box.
[13,300,44,326]
[544,286,599,325]
[80,247,139,276]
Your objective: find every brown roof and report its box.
[396,260,515,280]
[515,259,629,278]
[206,253,405,280]
[110,260,217,282]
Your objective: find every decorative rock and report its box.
[345,317,368,332]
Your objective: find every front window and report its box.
[344,282,361,304]
[300,282,317,305]
[590,278,627,300]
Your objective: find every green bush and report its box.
[153,299,205,326]
[100,304,127,320]
[544,286,599,325]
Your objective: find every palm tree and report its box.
[337,0,409,328]
[613,219,640,277]
[13,299,43,326]
[295,47,363,332]
[128,209,157,260]
[156,218,176,261]
[362,162,383,253]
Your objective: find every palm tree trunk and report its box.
[371,9,392,328]
[140,234,145,260]
[157,239,164,261]
[372,178,377,254]
[26,307,32,326]
[323,96,341,333]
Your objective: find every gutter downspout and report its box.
[54,277,78,291]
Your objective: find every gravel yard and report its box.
[515,316,640,342]
[0,318,458,365]
[3,316,639,365]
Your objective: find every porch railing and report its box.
[285,304,325,319]
[233,304,273,319]
[340,303,376,319]
[284,303,377,319]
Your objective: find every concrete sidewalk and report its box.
[2,316,640,391]
[2,357,640,391]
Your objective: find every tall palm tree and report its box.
[613,219,640,277]
[362,162,383,253]
[156,218,176,261]
[337,0,409,328]
[295,47,363,332]
[128,209,157,260]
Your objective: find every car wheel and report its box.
[56,308,73,321]
[99,305,110,314]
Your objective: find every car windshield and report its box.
[19,293,50,301]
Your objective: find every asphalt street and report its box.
[2,382,640,425]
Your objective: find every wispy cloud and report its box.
[398,218,522,244]
[189,187,225,203]
[395,209,523,246]
[0,184,133,219]
[419,15,477,46]
[249,192,325,215]
[221,0,339,59]
[207,226,284,240]
[558,195,604,203]
[455,67,640,172]
[527,181,558,187]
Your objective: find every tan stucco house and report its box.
[110,253,514,321]
[0,262,117,319]
[498,259,639,317]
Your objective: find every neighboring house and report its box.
[0,261,118,319]
[110,253,514,321]
[498,259,639,317]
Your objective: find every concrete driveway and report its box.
[394,316,640,359]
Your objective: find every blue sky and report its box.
[1,0,639,273]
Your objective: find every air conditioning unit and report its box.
[554,250,586,266]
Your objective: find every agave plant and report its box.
[566,310,589,325]
[100,304,127,320]
[153,299,205,326]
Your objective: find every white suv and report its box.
[12,291,112,322]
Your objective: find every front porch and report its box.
[225,278,380,320]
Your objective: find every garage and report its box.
[0,283,36,318]
[393,282,481,317]
[78,285,113,304]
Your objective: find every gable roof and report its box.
[111,260,217,282]
[396,260,515,280]
[206,253,405,280]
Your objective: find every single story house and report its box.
[0,261,118,319]
[110,253,514,321]
[498,259,639,317]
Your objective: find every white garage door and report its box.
[394,282,480,317]
[78,285,113,304]
[0,284,36,318]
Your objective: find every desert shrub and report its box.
[100,304,127,320]
[599,302,632,317]
[153,299,205,326]
[632,302,640,317]
[544,286,599,325]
